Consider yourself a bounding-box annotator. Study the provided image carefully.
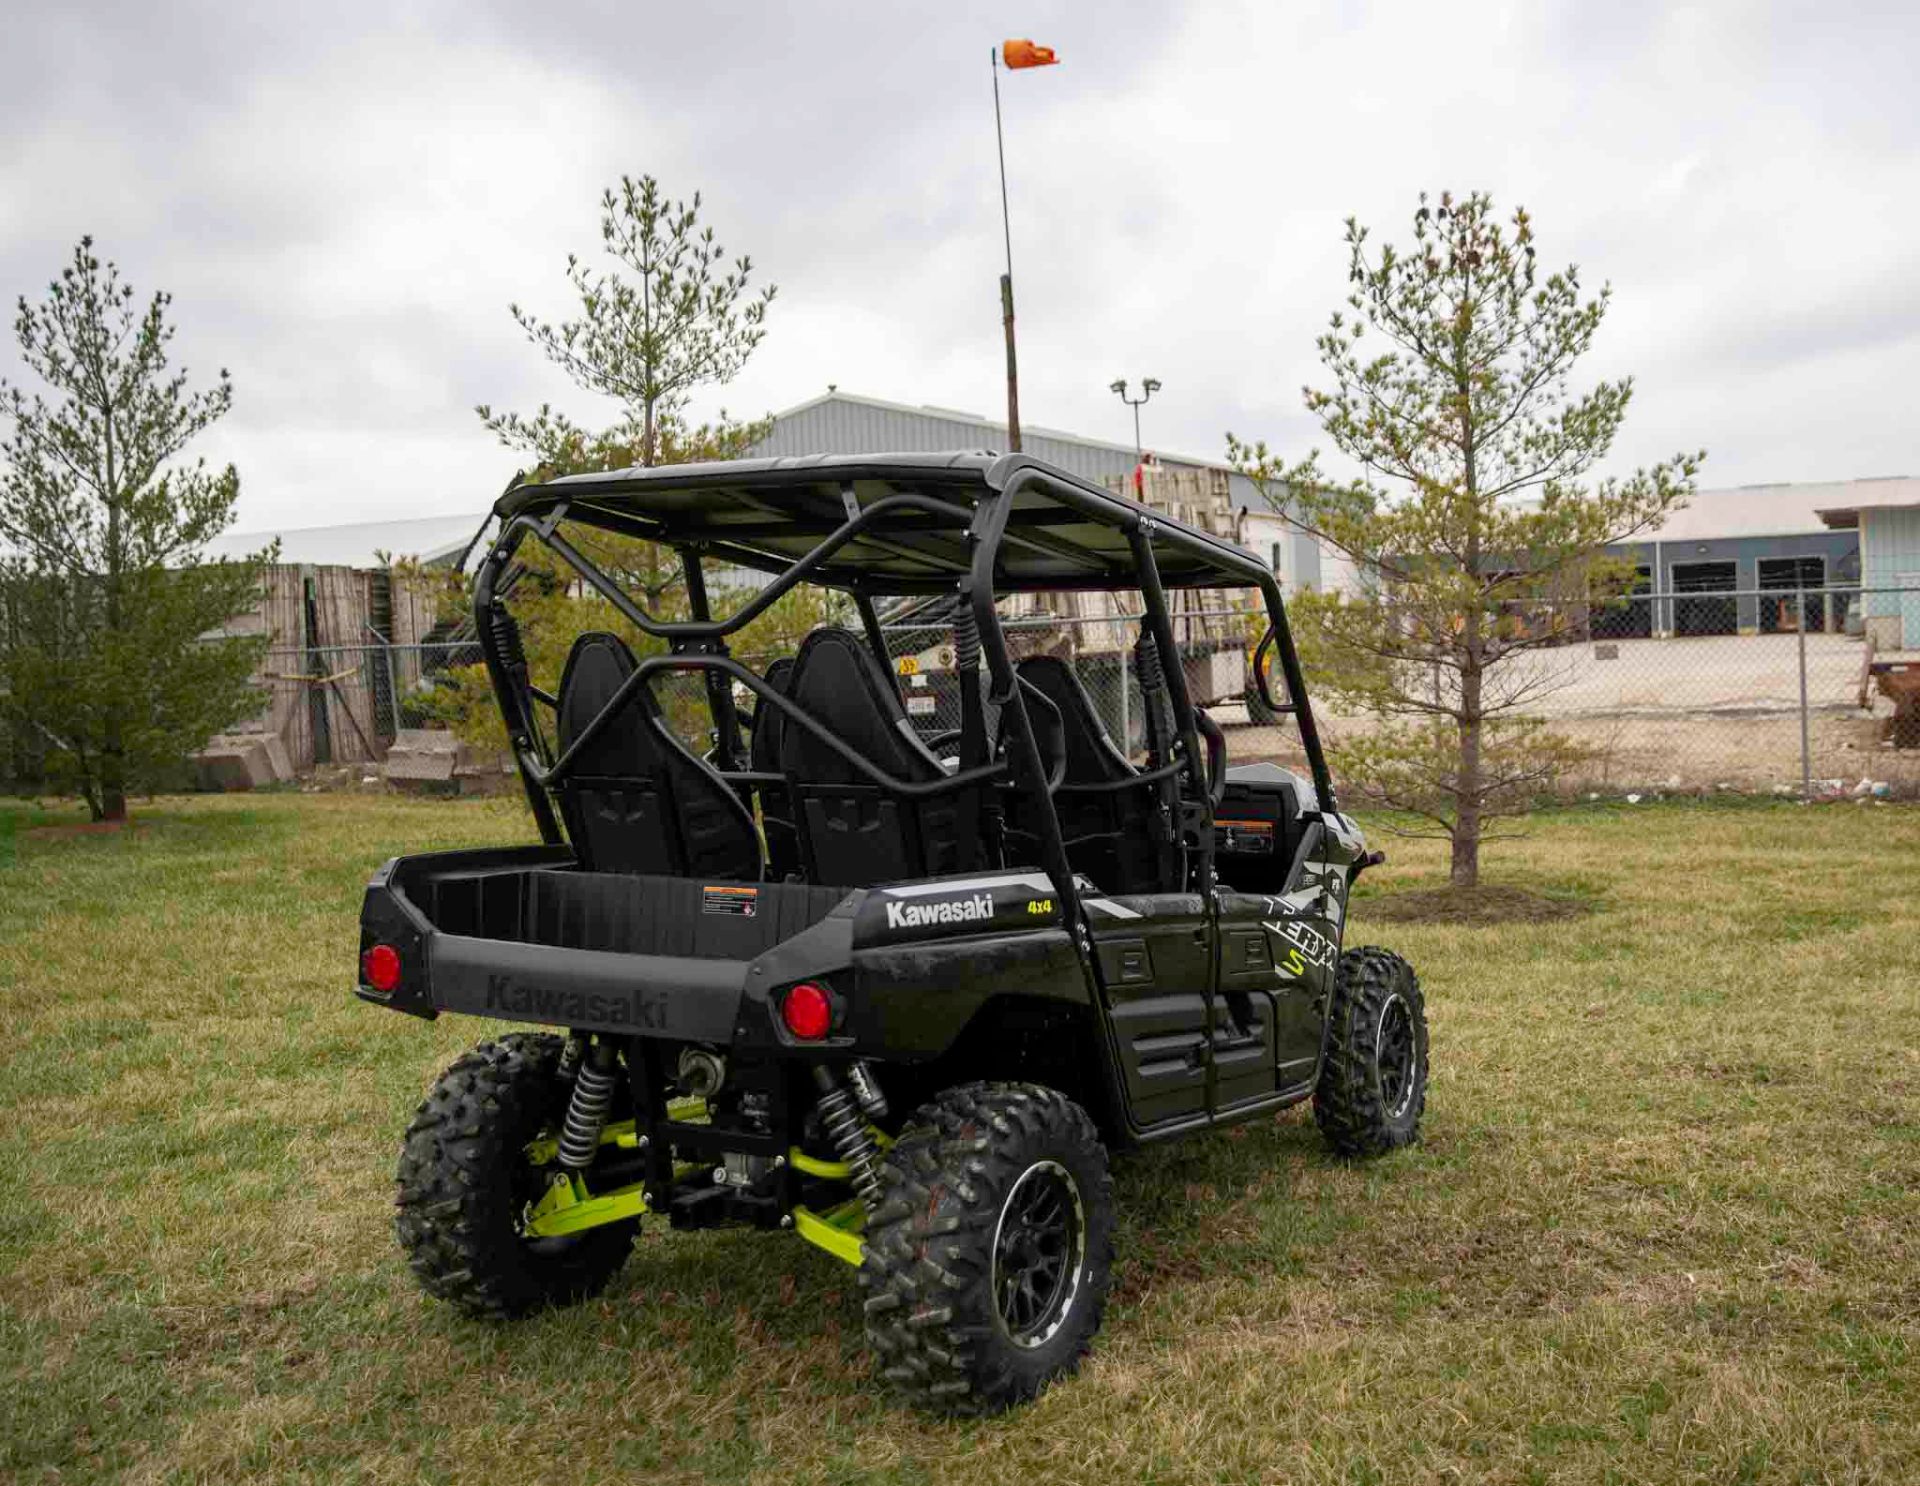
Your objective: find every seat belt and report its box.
[1134,631,1181,879]
[953,598,990,871]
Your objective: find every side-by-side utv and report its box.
[356,451,1428,1413]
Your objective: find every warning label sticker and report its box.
[702,885,759,917]
[1218,818,1275,855]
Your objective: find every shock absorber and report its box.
[812,1065,884,1208]
[846,1060,888,1121]
[488,605,530,690]
[557,1041,619,1170]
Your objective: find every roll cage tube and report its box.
[967,469,1086,935]
[974,461,1336,813]
[472,459,1340,864]
[1131,520,1219,888]
[679,548,741,770]
[534,491,982,643]
[1247,566,1335,810]
[474,538,562,841]
[529,652,1012,801]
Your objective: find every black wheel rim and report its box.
[990,1160,1086,1349]
[1376,993,1417,1120]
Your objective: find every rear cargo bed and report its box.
[403,858,851,961]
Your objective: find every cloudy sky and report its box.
[3,2,1915,532]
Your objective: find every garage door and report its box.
[1671,561,1737,636]
[1757,556,1826,634]
[1592,566,1653,640]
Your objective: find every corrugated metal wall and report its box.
[750,395,1266,510]
[1863,508,1920,609]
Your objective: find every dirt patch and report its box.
[1360,882,1597,925]
[21,819,145,841]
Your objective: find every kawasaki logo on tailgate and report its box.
[485,974,663,1029]
[885,892,993,932]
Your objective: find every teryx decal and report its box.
[1262,918,1335,972]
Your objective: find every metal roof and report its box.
[497,450,1269,594]
[750,390,1266,509]
[1807,475,1920,529]
[198,511,488,568]
[1640,478,1911,541]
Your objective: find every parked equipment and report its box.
[357,452,1428,1414]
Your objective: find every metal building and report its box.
[1814,476,1920,649]
[1608,481,1862,638]
[748,391,1326,591]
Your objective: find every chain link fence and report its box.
[873,589,1920,802]
[1410,585,1917,800]
[252,640,484,769]
[247,587,1920,800]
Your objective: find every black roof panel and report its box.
[492,452,1264,594]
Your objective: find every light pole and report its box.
[991,38,1059,452]
[1110,377,1161,464]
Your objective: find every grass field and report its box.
[1,793,1916,1485]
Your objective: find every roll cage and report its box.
[473,450,1334,923]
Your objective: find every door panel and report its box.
[1213,924,1278,1108]
[1091,893,1211,1128]
[1216,887,1339,1097]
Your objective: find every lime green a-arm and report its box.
[792,1200,867,1267]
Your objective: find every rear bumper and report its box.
[426,932,746,1040]
[355,849,846,1044]
[355,850,1098,1058]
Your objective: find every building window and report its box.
[1270,542,1283,575]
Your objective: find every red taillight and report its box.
[781,981,833,1041]
[362,943,403,993]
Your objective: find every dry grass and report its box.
[1,792,1916,1484]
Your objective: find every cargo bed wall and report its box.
[418,867,850,961]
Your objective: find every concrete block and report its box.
[384,728,465,791]
[193,734,275,791]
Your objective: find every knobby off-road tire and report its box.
[1314,946,1428,1158]
[395,1033,636,1320]
[862,1082,1115,1415]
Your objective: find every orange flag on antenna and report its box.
[1002,39,1059,68]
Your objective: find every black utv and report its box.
[357,452,1427,1413]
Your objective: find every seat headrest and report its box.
[779,627,945,784]
[749,657,795,771]
[1014,655,1135,783]
[557,632,659,775]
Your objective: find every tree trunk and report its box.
[102,411,127,824]
[1452,668,1483,888]
[99,729,127,822]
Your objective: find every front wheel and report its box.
[394,1033,636,1319]
[1314,947,1429,1157]
[861,1082,1114,1415]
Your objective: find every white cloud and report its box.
[2,0,1915,528]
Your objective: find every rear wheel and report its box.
[395,1033,636,1319]
[862,1082,1114,1415]
[1314,947,1428,1157]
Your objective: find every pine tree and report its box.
[1232,193,1702,886]
[478,173,776,473]
[0,239,271,820]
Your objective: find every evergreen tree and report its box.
[0,239,270,820]
[478,172,776,472]
[1232,193,1702,886]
